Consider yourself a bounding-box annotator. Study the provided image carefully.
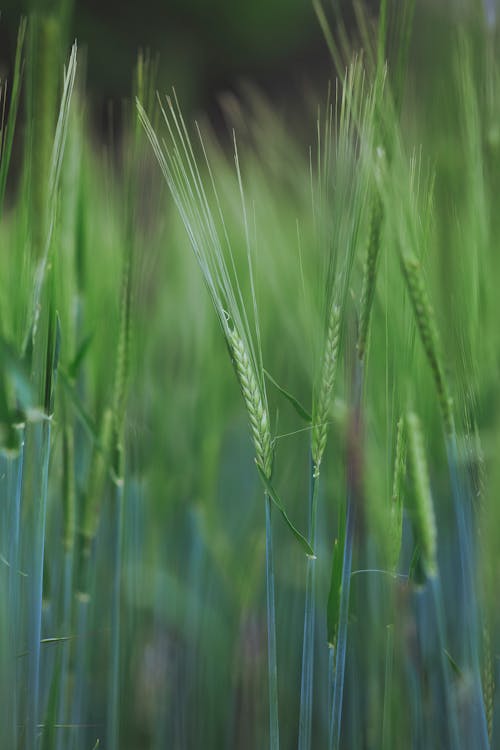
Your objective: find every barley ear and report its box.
[229,328,273,479]
[400,253,453,435]
[358,192,383,363]
[483,623,494,744]
[312,303,341,475]
[388,416,405,572]
[406,411,437,578]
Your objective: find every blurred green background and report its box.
[0,0,343,131]
[1,1,498,748]
[0,0,488,136]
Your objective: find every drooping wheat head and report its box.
[137,94,273,478]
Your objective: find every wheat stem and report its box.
[298,468,319,750]
[265,495,280,750]
[329,356,363,750]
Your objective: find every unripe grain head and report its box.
[358,192,383,363]
[229,327,273,479]
[400,253,453,435]
[406,411,437,578]
[312,303,341,474]
[388,416,405,572]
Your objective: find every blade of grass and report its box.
[256,465,314,557]
[264,369,312,423]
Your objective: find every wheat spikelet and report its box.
[406,411,437,578]
[312,303,341,474]
[229,327,273,479]
[358,193,383,362]
[400,253,453,434]
[388,416,405,571]
[482,623,494,743]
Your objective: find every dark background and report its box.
[0,0,382,135]
[1,1,480,147]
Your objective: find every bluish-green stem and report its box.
[107,478,124,750]
[428,575,461,749]
[26,419,51,750]
[446,433,475,653]
[329,359,362,750]
[382,624,394,748]
[56,548,74,750]
[405,645,423,749]
[265,493,280,750]
[71,590,90,750]
[329,489,355,750]
[446,433,489,747]
[298,465,318,750]
[4,441,24,748]
[327,644,335,734]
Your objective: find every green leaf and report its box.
[264,369,312,422]
[256,464,314,556]
[59,369,99,443]
[44,309,61,414]
[0,336,32,451]
[327,498,346,646]
[0,386,20,454]
[68,331,94,379]
[443,649,463,679]
[408,544,426,585]
[0,19,26,216]
[0,336,35,412]
[40,635,75,646]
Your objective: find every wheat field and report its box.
[1,1,499,748]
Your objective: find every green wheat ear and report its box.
[482,623,494,743]
[312,302,341,475]
[358,192,383,363]
[229,327,273,479]
[406,411,437,579]
[388,416,406,572]
[400,253,453,435]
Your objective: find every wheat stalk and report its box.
[138,92,282,748]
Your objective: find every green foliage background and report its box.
[1,1,500,748]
